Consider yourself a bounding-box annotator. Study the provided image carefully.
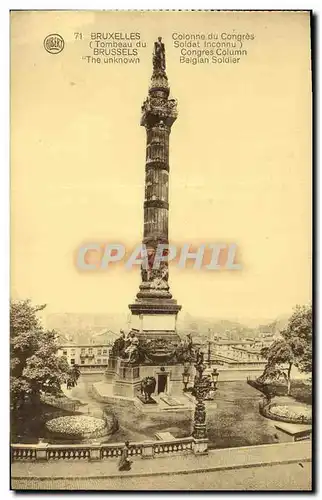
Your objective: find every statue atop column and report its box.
[153,36,166,72]
[130,36,181,317]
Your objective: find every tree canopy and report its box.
[259,304,312,393]
[10,299,78,411]
[282,304,312,374]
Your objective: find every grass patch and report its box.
[11,402,79,444]
[248,379,312,404]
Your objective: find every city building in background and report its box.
[58,340,113,373]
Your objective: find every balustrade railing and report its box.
[47,446,90,460]
[153,437,193,455]
[101,444,123,459]
[101,443,143,459]
[11,445,37,461]
[11,436,195,462]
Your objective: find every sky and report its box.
[11,11,312,324]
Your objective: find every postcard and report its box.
[10,10,312,491]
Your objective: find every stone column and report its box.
[129,38,181,343]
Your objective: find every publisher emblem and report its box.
[44,34,65,54]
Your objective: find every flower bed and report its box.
[269,404,311,423]
[45,416,110,440]
[260,401,312,424]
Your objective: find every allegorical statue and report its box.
[110,329,126,357]
[153,36,166,71]
[123,330,140,363]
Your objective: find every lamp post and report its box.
[191,351,212,440]
[182,363,190,392]
[211,368,219,390]
[204,367,219,401]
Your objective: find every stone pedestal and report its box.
[113,361,141,398]
[107,357,185,399]
[274,423,312,443]
[193,438,209,455]
[131,312,176,335]
[129,302,181,345]
[35,441,48,461]
[142,441,155,459]
[192,422,207,440]
[113,379,142,398]
[89,443,101,461]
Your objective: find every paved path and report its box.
[63,377,106,417]
[12,441,311,491]
[11,462,312,490]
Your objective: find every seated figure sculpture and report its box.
[123,331,140,363]
[110,329,127,358]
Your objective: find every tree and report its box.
[259,339,294,394]
[10,299,75,412]
[282,304,312,374]
[259,304,312,395]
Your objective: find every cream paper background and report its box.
[10,11,312,323]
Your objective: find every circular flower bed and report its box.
[269,404,311,423]
[45,416,109,440]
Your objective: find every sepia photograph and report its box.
[10,10,312,491]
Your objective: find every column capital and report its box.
[141,97,177,128]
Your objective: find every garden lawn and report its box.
[248,379,312,405]
[11,402,79,444]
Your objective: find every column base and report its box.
[129,299,181,316]
[192,423,208,441]
[129,306,182,346]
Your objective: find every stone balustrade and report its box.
[11,445,37,461]
[46,446,91,461]
[11,436,197,462]
[101,443,144,459]
[153,437,193,455]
